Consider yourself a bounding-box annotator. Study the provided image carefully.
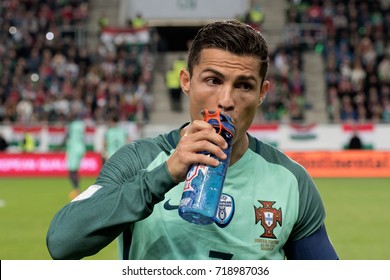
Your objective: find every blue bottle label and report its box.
[178,110,235,225]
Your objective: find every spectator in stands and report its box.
[20,133,36,153]
[340,95,358,122]
[0,133,8,152]
[326,86,339,121]
[0,0,153,127]
[306,0,323,24]
[350,58,366,92]
[378,55,390,83]
[291,0,389,123]
[130,13,147,29]
[382,96,390,123]
[261,43,307,122]
[347,130,363,150]
[289,67,305,97]
[244,4,265,30]
[165,62,183,112]
[16,98,34,124]
[98,13,109,36]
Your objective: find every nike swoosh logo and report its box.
[163,199,179,210]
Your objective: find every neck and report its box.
[229,133,249,166]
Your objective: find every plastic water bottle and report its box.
[178,109,235,225]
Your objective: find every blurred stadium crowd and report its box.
[0,0,389,126]
[285,0,390,123]
[0,0,154,125]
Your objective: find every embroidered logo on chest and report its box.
[214,193,235,228]
[254,200,282,239]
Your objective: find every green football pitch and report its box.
[0,177,389,260]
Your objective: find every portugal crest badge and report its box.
[254,200,282,239]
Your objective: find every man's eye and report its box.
[206,77,221,85]
[238,83,253,91]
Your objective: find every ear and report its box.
[258,80,270,106]
[180,69,190,96]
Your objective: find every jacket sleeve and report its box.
[283,161,338,259]
[46,141,176,260]
[284,224,339,260]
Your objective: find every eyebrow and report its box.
[236,74,258,84]
[200,67,223,78]
[201,67,258,84]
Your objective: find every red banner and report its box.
[0,152,102,177]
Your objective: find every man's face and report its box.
[180,48,269,145]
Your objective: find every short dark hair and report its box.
[187,20,269,82]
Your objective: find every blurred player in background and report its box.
[103,115,129,161]
[65,114,86,200]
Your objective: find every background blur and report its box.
[0,0,389,260]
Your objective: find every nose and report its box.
[217,87,235,112]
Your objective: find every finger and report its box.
[184,121,228,150]
[183,138,227,161]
